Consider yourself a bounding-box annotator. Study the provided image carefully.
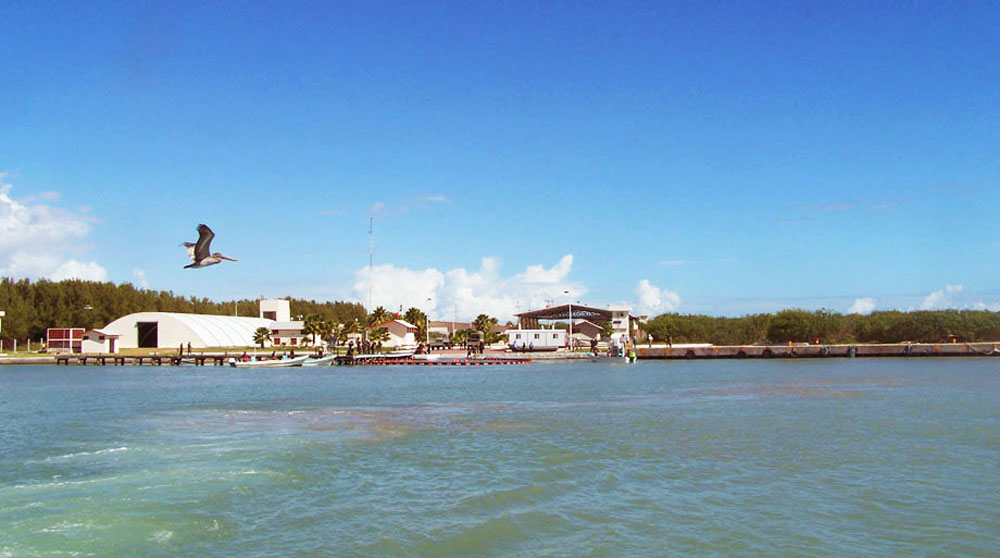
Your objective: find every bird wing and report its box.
[194,224,215,261]
[182,242,197,261]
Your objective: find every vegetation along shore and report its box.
[3,278,1000,352]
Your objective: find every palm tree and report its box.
[302,314,326,347]
[337,323,352,346]
[404,306,427,340]
[369,327,390,347]
[368,306,391,327]
[473,314,498,335]
[252,327,271,348]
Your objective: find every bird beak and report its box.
[219,254,238,261]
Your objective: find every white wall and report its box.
[260,299,291,322]
[383,322,416,347]
[82,335,117,354]
[506,329,566,348]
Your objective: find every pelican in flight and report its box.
[183,224,237,269]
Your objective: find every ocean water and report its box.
[1,359,997,557]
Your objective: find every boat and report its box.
[229,355,310,368]
[588,349,637,363]
[302,354,336,367]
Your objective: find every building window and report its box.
[534,333,540,339]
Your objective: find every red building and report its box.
[47,328,85,353]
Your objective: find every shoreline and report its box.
[2,341,999,365]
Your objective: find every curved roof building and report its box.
[102,312,273,349]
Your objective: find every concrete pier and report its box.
[635,342,1000,359]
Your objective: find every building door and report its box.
[137,322,158,348]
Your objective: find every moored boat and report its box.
[229,355,310,368]
[302,355,336,366]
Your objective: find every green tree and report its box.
[766,309,815,343]
[473,314,498,335]
[404,307,428,341]
[598,321,614,339]
[368,306,391,327]
[302,314,327,346]
[252,327,271,348]
[369,327,390,346]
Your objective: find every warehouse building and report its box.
[102,312,273,350]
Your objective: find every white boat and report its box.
[229,355,310,368]
[302,355,335,367]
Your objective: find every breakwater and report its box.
[637,342,1000,359]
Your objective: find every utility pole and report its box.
[564,291,572,350]
[426,298,432,345]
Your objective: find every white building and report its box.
[259,299,306,346]
[270,320,306,347]
[609,306,633,346]
[259,299,291,321]
[81,329,120,354]
[102,312,273,349]
[506,329,566,351]
[375,319,418,348]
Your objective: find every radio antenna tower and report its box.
[368,216,373,311]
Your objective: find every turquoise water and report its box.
[1,359,998,557]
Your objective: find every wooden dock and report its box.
[635,342,1000,359]
[55,354,233,366]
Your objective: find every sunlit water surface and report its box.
[1,359,998,557]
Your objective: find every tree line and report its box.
[0,277,366,343]
[644,309,1000,346]
[5,277,997,347]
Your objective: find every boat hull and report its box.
[230,355,310,368]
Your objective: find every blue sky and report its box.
[2,1,999,320]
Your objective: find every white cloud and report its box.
[848,297,877,315]
[634,279,681,315]
[353,255,586,321]
[921,284,965,310]
[132,267,150,289]
[52,260,109,282]
[0,176,107,281]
